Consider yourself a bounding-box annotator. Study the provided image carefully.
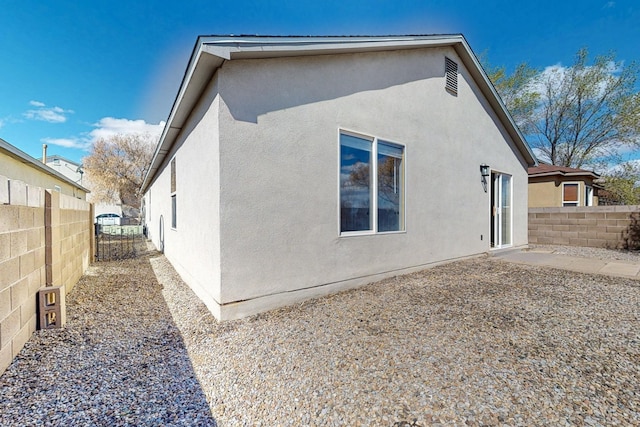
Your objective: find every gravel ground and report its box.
[0,252,216,426]
[0,245,639,426]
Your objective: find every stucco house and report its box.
[141,35,537,320]
[528,163,600,208]
[1,138,88,199]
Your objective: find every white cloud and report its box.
[24,101,73,123]
[525,64,566,97]
[42,137,92,150]
[526,61,622,101]
[39,117,165,154]
[88,117,165,142]
[604,1,616,9]
[0,115,21,129]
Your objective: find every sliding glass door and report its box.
[491,172,512,248]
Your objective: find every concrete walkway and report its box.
[493,248,640,279]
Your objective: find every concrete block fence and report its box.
[0,175,92,375]
[529,206,640,250]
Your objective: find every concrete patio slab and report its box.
[599,262,640,277]
[492,249,640,280]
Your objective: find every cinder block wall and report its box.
[529,206,640,250]
[1,175,91,375]
[0,177,46,374]
[46,192,91,294]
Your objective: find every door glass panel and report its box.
[500,175,511,246]
[492,173,512,248]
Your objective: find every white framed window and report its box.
[585,185,593,206]
[563,182,579,207]
[339,130,405,235]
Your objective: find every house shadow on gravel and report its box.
[0,251,217,427]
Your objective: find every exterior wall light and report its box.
[480,164,490,192]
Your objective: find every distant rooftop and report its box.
[43,154,81,167]
[528,163,600,178]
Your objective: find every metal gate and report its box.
[94,224,145,262]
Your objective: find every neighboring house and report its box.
[528,163,600,208]
[141,35,537,321]
[44,154,86,186]
[43,154,122,219]
[1,138,88,199]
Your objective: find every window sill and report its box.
[340,230,406,237]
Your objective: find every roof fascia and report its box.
[142,42,224,191]
[201,35,465,59]
[529,171,600,179]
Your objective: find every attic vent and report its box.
[445,57,458,95]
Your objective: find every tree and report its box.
[83,133,156,215]
[484,61,539,133]
[485,48,640,169]
[599,162,640,205]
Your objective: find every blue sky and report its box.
[1,0,638,164]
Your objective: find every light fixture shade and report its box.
[480,164,490,177]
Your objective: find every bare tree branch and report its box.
[83,133,156,214]
[485,48,640,168]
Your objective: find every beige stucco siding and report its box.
[214,47,529,310]
[529,181,559,208]
[0,152,87,199]
[528,178,597,207]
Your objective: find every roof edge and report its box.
[529,170,601,179]
[142,34,538,191]
[0,138,90,193]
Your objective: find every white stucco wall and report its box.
[147,46,529,320]
[145,77,222,317]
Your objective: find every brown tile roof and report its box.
[528,164,600,178]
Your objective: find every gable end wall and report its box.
[209,46,529,318]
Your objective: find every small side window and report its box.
[171,157,177,229]
[171,195,177,229]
